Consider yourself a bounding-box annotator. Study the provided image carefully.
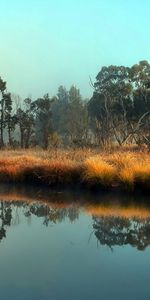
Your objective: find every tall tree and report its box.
[89,65,133,146]
[130,61,150,146]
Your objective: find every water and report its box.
[0,185,149,300]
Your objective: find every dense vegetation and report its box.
[0,60,150,149]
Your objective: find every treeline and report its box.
[0,60,150,149]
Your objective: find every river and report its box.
[0,184,149,300]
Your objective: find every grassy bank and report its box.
[0,147,149,191]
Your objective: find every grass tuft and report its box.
[83,156,116,187]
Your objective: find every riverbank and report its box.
[0,148,149,192]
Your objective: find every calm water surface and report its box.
[0,185,149,300]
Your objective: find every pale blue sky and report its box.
[0,0,150,99]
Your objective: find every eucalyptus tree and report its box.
[129,61,150,145]
[89,65,133,146]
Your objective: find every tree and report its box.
[67,86,89,145]
[15,98,34,148]
[4,93,14,146]
[32,94,55,149]
[0,77,6,147]
[130,61,150,146]
[88,61,150,148]
[52,86,69,140]
[23,98,35,148]
[16,108,28,148]
[89,65,134,146]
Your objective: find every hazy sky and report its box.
[0,0,150,99]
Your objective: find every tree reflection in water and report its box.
[0,200,80,242]
[93,216,150,251]
[27,203,79,225]
[1,199,150,251]
[0,202,12,241]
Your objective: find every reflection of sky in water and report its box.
[0,195,149,300]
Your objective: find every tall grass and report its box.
[0,148,149,191]
[83,156,116,187]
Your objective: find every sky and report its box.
[0,0,150,99]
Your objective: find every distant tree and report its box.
[14,97,34,148]
[32,94,55,149]
[0,77,6,147]
[23,98,35,148]
[4,93,14,146]
[67,86,89,145]
[16,108,28,148]
[52,86,69,138]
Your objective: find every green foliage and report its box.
[89,61,150,147]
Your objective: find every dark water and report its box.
[0,185,150,300]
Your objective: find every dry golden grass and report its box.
[132,162,150,190]
[0,147,149,191]
[83,156,116,186]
